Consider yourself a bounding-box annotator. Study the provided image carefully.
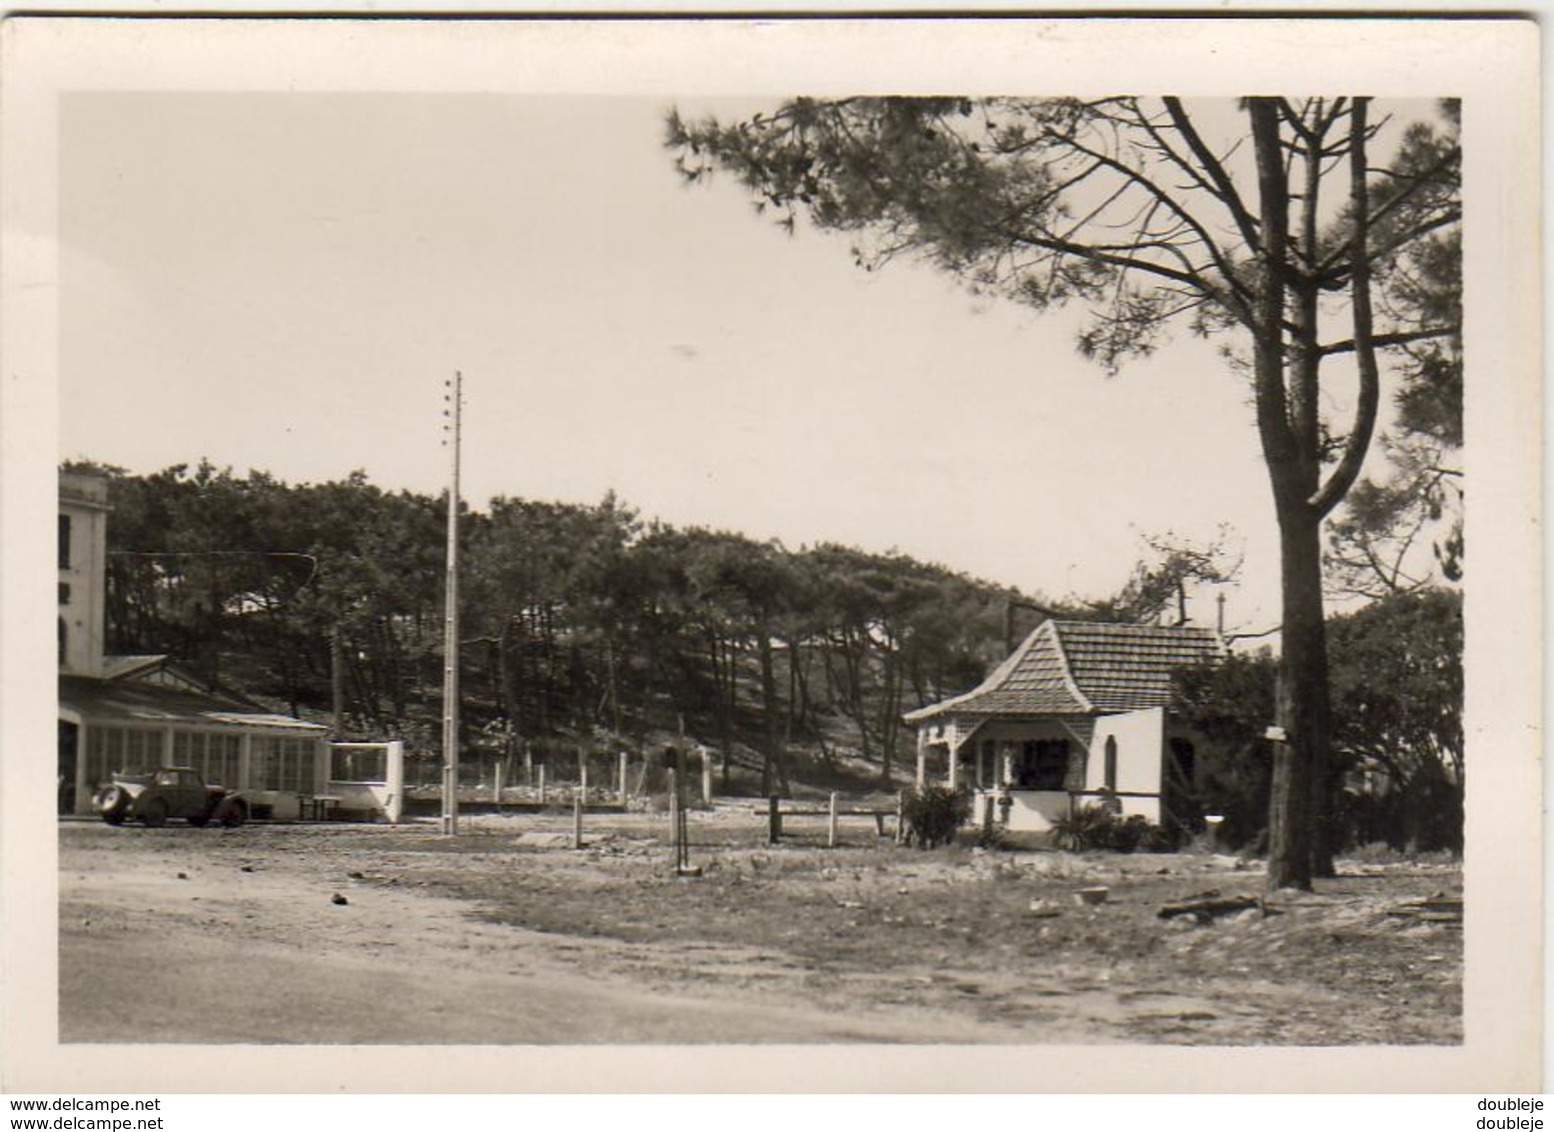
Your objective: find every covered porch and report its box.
[914,709,1176,834]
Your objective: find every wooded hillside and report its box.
[76,460,1062,792]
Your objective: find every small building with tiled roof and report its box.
[903,620,1225,834]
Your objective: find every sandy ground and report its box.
[57,811,1463,1045]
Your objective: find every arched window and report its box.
[58,514,71,569]
[1104,735,1118,791]
[58,617,67,665]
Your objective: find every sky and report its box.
[58,91,1414,636]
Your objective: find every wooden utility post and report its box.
[440,371,463,836]
[666,746,699,877]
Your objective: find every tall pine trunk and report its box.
[1251,98,1313,891]
[1253,97,1381,890]
[758,629,786,796]
[1266,507,1328,890]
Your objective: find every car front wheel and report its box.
[96,787,126,825]
[217,800,247,828]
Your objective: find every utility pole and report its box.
[441,372,463,835]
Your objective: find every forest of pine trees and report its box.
[73,459,1060,793]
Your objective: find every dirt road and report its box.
[58,813,1462,1045]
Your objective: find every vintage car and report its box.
[92,766,249,828]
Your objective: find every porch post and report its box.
[314,737,330,794]
[238,732,253,791]
[385,740,404,823]
[74,722,91,815]
[914,728,927,790]
[946,737,959,790]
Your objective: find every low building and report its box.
[902,619,1224,834]
[58,673,331,818]
[57,470,399,821]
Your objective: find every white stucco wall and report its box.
[1084,707,1165,823]
[58,485,109,677]
[970,787,1071,832]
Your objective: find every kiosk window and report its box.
[1014,739,1069,790]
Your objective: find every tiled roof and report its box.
[1053,621,1224,712]
[903,620,1222,723]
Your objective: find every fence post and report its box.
[669,765,681,863]
[573,791,583,849]
[768,795,781,844]
[524,741,533,788]
[578,746,589,803]
[494,759,504,805]
[700,745,712,806]
[675,762,690,872]
[828,792,839,849]
[896,790,906,845]
[538,762,547,805]
[618,750,629,803]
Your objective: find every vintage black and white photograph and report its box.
[1,16,1540,1094]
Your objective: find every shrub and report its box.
[1107,814,1151,853]
[1142,820,1185,853]
[1050,803,1114,852]
[901,786,973,849]
[1051,803,1177,853]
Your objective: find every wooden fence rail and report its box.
[767,793,901,846]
